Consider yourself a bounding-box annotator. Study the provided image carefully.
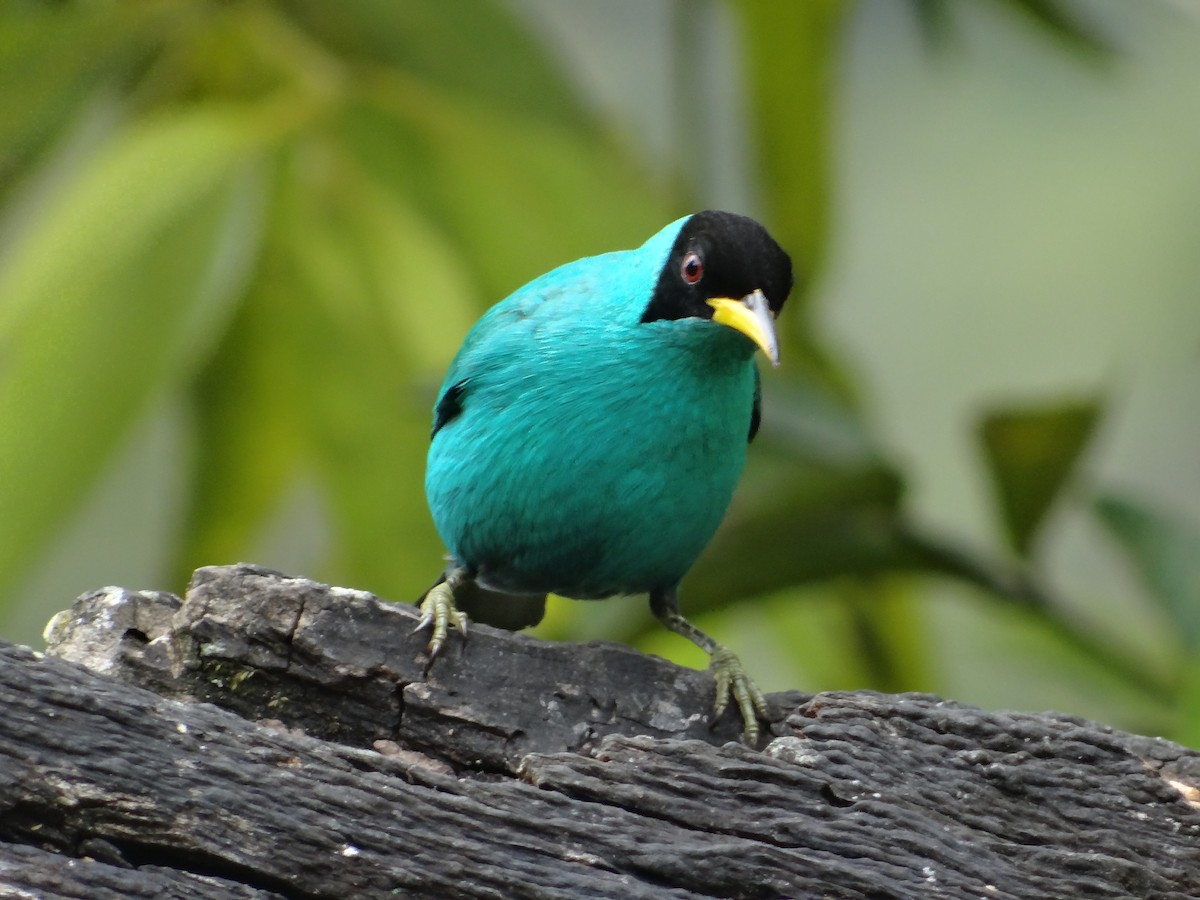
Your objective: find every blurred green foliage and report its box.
[1,0,1196,745]
[979,400,1100,556]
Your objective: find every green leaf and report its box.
[263,143,470,598]
[992,0,1113,58]
[731,0,847,304]
[0,105,269,601]
[339,86,668,304]
[1094,493,1200,650]
[928,582,1172,731]
[908,0,1113,60]
[1172,655,1200,749]
[730,0,865,404]
[175,272,305,581]
[978,400,1101,556]
[846,580,936,691]
[282,0,591,130]
[179,131,486,582]
[0,3,150,188]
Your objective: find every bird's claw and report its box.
[414,581,470,661]
[710,644,769,745]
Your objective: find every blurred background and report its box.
[2,0,1198,743]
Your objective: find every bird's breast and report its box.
[426,322,755,598]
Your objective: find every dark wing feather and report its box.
[432,380,468,439]
[748,365,762,443]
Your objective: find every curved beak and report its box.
[706,290,780,367]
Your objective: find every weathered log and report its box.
[0,563,1195,899]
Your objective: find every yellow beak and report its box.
[706,290,780,367]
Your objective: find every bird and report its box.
[417,210,793,743]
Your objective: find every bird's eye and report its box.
[680,251,704,285]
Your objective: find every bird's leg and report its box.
[649,588,768,745]
[415,567,471,661]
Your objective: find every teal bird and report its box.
[418,210,793,742]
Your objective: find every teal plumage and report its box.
[427,219,757,598]
[419,211,793,742]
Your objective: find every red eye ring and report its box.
[680,251,704,285]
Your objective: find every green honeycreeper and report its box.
[418,210,793,743]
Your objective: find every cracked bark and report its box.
[0,563,1198,899]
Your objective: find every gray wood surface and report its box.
[0,563,1195,898]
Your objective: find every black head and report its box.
[640,210,793,325]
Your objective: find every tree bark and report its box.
[0,563,1196,898]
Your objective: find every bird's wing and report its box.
[748,363,762,443]
[429,260,609,440]
[431,380,467,439]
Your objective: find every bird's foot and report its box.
[710,644,769,745]
[414,579,470,662]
